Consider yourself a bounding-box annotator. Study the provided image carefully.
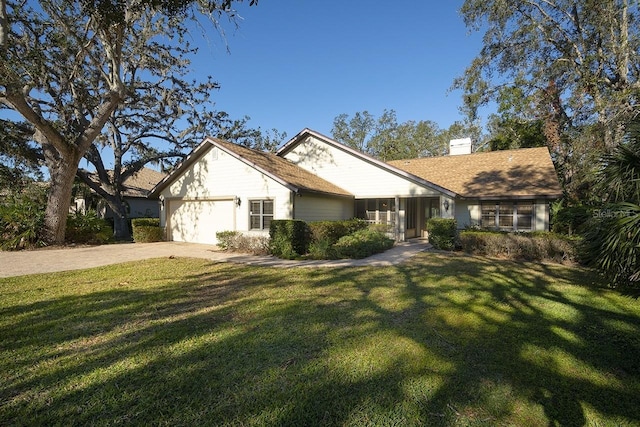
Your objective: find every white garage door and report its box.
[168,199,235,245]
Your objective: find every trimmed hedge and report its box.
[426,218,457,250]
[459,230,579,263]
[269,220,310,259]
[132,218,163,243]
[333,228,394,259]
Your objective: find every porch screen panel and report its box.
[406,198,417,229]
[366,199,376,222]
[355,200,366,219]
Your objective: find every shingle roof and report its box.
[212,138,352,197]
[388,147,562,199]
[84,167,167,198]
[121,168,167,198]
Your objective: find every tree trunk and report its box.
[102,192,132,241]
[111,203,131,241]
[43,156,79,245]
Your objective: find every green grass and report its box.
[1,253,639,426]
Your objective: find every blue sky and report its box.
[198,0,487,139]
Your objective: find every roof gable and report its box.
[388,147,562,199]
[211,138,352,197]
[277,129,457,197]
[150,137,352,198]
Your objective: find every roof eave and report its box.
[459,193,563,201]
[296,188,354,199]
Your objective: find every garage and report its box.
[167,199,235,245]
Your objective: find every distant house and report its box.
[149,129,562,245]
[72,167,167,219]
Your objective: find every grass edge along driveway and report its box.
[1,252,639,426]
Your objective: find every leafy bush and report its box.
[307,237,338,260]
[459,230,579,263]
[215,231,270,255]
[551,202,591,235]
[269,220,310,259]
[426,218,457,250]
[333,228,394,259]
[132,218,163,243]
[66,210,113,244]
[0,184,47,250]
[308,218,369,245]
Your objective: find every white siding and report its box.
[454,200,480,229]
[534,199,549,231]
[168,199,234,245]
[294,194,353,222]
[283,136,442,198]
[159,145,293,239]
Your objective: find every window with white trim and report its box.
[481,201,533,231]
[249,200,273,230]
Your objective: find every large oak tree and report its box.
[0,0,256,244]
[457,0,640,142]
[456,0,640,199]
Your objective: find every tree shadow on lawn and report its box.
[1,255,639,426]
[389,253,640,426]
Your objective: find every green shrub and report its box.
[459,230,579,263]
[343,218,370,235]
[131,218,163,243]
[307,237,338,260]
[333,228,394,259]
[551,203,591,235]
[0,184,47,250]
[269,220,310,259]
[66,210,113,244]
[308,218,369,245]
[426,218,457,250]
[132,218,160,228]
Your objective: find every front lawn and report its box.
[1,253,639,426]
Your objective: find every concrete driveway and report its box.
[0,240,431,278]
